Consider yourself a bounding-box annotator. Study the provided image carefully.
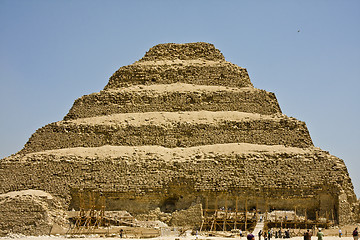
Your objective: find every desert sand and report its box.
[0,235,355,240]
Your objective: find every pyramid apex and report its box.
[139,42,225,62]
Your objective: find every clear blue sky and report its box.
[1,0,359,196]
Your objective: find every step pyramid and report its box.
[0,42,357,226]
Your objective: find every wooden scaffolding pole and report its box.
[245,199,248,232]
[294,206,297,230]
[326,210,329,228]
[265,199,268,223]
[200,195,209,233]
[211,196,218,231]
[223,196,228,231]
[210,210,216,231]
[205,196,209,218]
[256,199,258,222]
[215,196,218,211]
[234,196,238,230]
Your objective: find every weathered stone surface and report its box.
[136,207,172,224]
[0,190,66,236]
[139,42,225,61]
[0,42,358,232]
[64,84,281,120]
[170,204,203,227]
[105,60,252,89]
[1,144,356,221]
[21,111,312,154]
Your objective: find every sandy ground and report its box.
[0,235,354,240]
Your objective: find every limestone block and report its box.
[170,204,203,227]
[0,190,67,236]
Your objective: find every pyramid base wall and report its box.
[1,149,357,226]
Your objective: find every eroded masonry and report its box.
[0,42,358,236]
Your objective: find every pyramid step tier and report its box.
[138,42,226,62]
[105,60,252,89]
[65,84,281,120]
[22,111,313,154]
[2,144,355,211]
